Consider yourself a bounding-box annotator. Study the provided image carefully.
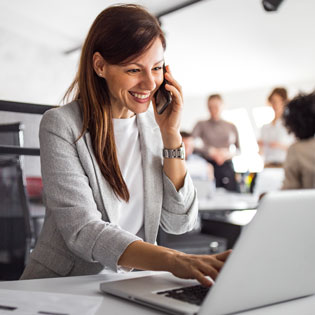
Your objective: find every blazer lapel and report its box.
[84,132,120,224]
[137,112,164,243]
[83,111,163,243]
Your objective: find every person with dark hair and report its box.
[258,87,294,167]
[192,94,240,192]
[282,91,315,189]
[20,4,230,285]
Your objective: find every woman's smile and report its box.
[128,91,151,103]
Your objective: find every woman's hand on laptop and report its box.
[168,250,232,287]
[118,241,231,287]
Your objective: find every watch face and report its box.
[180,147,185,160]
[180,143,185,159]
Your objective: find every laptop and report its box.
[100,189,315,315]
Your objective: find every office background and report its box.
[0,0,315,176]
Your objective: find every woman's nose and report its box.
[140,71,156,91]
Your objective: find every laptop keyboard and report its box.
[156,284,210,306]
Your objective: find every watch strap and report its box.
[163,142,185,160]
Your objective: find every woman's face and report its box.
[101,38,164,118]
[270,94,285,119]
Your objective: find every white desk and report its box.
[197,191,258,249]
[1,270,315,315]
[198,190,258,212]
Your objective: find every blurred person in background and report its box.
[258,87,295,167]
[282,91,315,189]
[181,131,214,181]
[192,94,240,192]
[181,131,215,199]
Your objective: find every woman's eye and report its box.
[127,69,140,73]
[153,66,162,71]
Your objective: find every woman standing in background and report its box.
[258,87,295,167]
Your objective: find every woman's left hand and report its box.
[152,65,183,148]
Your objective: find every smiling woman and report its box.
[20,4,230,286]
[92,38,165,118]
[65,4,168,202]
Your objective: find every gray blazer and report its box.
[23,101,198,278]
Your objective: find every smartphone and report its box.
[154,64,172,115]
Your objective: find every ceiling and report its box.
[0,0,314,104]
[0,0,194,54]
[162,0,315,95]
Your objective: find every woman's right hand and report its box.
[167,250,232,287]
[118,241,231,287]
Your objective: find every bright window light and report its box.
[252,106,274,128]
[222,108,264,173]
[222,108,258,154]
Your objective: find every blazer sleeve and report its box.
[39,109,141,272]
[159,170,198,235]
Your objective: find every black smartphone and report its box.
[154,64,172,115]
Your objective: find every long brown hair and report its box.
[64,4,166,201]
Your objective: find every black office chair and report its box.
[0,122,36,280]
[0,101,54,280]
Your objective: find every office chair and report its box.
[0,122,36,280]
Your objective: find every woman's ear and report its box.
[93,52,107,78]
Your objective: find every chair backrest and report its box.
[0,122,23,145]
[0,122,35,270]
[0,122,24,162]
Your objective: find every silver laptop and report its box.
[100,189,315,315]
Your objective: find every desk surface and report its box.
[198,190,258,212]
[1,270,315,315]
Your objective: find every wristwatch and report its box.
[163,142,185,160]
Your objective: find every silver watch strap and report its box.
[163,142,185,160]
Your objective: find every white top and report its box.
[260,119,295,164]
[113,115,144,236]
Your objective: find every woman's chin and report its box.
[132,103,151,114]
